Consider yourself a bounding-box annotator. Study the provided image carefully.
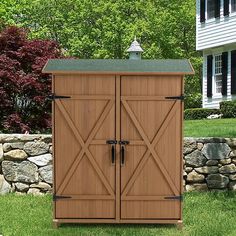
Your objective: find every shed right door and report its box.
[120,75,183,219]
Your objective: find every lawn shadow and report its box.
[58,223,178,236]
[60,223,176,230]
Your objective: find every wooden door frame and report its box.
[53,75,117,220]
[115,75,121,222]
[180,76,184,221]
[119,75,183,221]
[52,73,184,227]
[120,98,180,200]
[52,75,56,221]
[54,97,115,198]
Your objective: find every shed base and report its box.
[52,219,183,229]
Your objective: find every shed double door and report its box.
[53,74,182,221]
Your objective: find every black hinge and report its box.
[164,195,183,201]
[53,195,72,201]
[47,93,71,100]
[165,95,185,101]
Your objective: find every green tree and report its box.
[0,0,202,108]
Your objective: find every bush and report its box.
[220,100,236,118]
[184,93,202,109]
[184,108,221,120]
[0,26,62,133]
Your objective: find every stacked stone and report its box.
[1,134,236,195]
[184,138,236,192]
[0,134,53,195]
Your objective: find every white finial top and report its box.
[127,37,143,53]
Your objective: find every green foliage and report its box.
[0,26,61,133]
[0,0,201,107]
[184,108,220,120]
[184,56,202,102]
[220,100,236,118]
[184,93,202,109]
[0,1,197,58]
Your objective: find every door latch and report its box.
[119,141,130,145]
[106,140,117,165]
[119,141,129,166]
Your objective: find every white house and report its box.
[196,0,236,108]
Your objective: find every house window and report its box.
[214,54,222,94]
[231,0,236,12]
[207,0,216,19]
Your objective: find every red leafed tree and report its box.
[0,26,62,133]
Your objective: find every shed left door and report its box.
[53,75,116,219]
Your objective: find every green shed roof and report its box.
[42,59,194,75]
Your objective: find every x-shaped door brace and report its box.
[55,99,115,198]
[121,100,180,198]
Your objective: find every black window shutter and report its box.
[224,0,229,16]
[231,50,236,94]
[222,52,228,96]
[200,0,206,22]
[207,55,213,98]
[215,0,221,18]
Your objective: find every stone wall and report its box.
[0,134,52,195]
[184,138,236,191]
[0,134,236,195]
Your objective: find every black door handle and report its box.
[121,145,125,166]
[111,145,115,165]
[106,140,116,165]
[120,140,129,166]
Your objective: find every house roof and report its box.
[42,59,194,75]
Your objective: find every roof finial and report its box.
[127,37,144,60]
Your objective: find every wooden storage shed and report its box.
[43,59,194,228]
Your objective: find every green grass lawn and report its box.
[184,118,236,138]
[0,192,236,236]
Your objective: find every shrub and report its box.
[184,108,221,120]
[220,100,236,118]
[184,93,202,109]
[0,26,62,133]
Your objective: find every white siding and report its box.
[196,0,236,51]
[202,48,236,108]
